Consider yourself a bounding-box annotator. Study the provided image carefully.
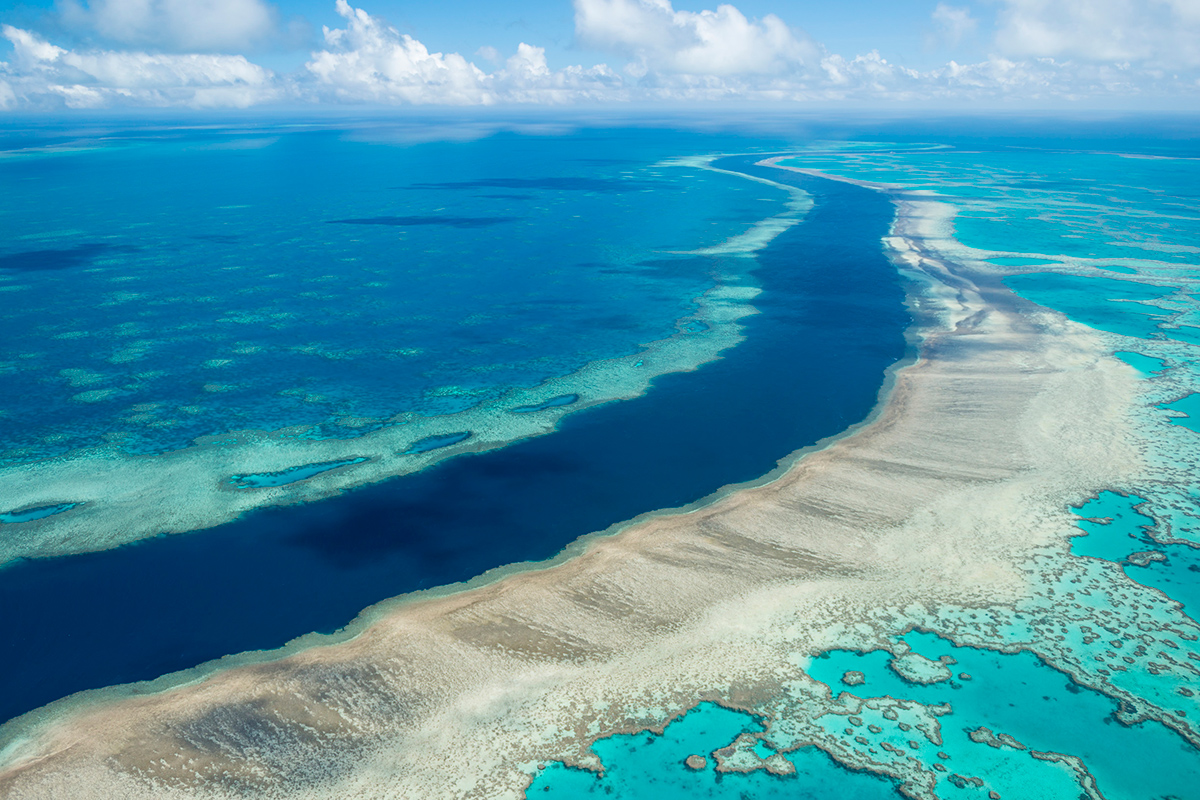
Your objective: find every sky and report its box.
[0,0,1199,111]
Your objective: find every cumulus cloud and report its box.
[574,0,818,77]
[1,24,275,108]
[995,0,1200,67]
[0,0,1197,110]
[566,0,1199,101]
[303,1,620,105]
[305,0,491,103]
[496,42,623,103]
[59,0,278,52]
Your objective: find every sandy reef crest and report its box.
[1,165,1193,799]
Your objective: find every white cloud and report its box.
[505,42,551,81]
[304,0,493,104]
[59,0,278,52]
[995,0,1200,67]
[303,1,622,105]
[931,3,977,47]
[0,78,16,110]
[566,0,1200,101]
[475,45,502,64]
[1,24,275,108]
[495,43,624,103]
[574,0,819,77]
[0,0,1197,110]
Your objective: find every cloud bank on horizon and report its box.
[0,0,1198,110]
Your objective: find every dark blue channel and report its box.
[0,162,906,727]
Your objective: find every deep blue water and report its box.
[0,161,906,726]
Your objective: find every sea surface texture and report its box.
[2,120,1200,800]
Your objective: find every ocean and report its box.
[0,122,908,725]
[2,115,1199,799]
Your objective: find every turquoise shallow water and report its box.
[528,703,901,799]
[1114,350,1168,375]
[1072,491,1200,616]
[529,132,1200,798]
[1002,273,1181,341]
[986,257,1059,267]
[780,144,1200,265]
[538,616,1200,800]
[5,121,1200,795]
[1162,393,1200,432]
[1070,492,1157,563]
[806,630,1200,800]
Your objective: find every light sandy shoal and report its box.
[0,174,1143,799]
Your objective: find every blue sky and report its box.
[1,0,1198,111]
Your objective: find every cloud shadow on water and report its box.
[404,177,666,193]
[0,243,137,272]
[327,215,520,228]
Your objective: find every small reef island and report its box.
[1,1,1199,798]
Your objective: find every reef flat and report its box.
[4,153,1191,798]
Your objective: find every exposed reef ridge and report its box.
[0,164,1193,800]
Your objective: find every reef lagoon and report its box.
[2,117,1200,800]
